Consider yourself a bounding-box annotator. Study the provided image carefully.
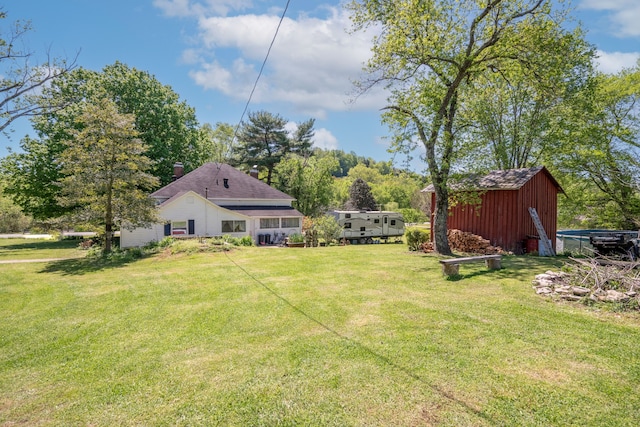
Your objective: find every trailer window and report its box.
[345,213,351,219]
[344,222,351,229]
[391,220,396,226]
[374,219,380,224]
[360,226,366,232]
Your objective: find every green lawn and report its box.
[1,241,639,426]
[0,238,85,261]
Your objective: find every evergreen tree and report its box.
[58,98,158,253]
[236,111,314,185]
[346,178,378,211]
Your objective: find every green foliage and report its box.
[398,208,426,224]
[274,154,338,217]
[405,227,430,251]
[287,232,304,243]
[235,111,314,186]
[0,180,31,232]
[1,136,71,221]
[348,0,594,255]
[198,122,236,164]
[553,64,640,229]
[346,178,378,210]
[309,214,342,244]
[31,62,205,186]
[58,97,159,252]
[237,235,255,246]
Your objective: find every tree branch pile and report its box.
[532,257,640,310]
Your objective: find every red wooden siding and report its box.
[429,169,560,253]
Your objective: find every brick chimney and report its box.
[250,165,259,179]
[172,162,184,181]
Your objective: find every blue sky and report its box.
[2,0,639,173]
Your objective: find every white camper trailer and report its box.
[332,210,405,244]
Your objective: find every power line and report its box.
[232,0,291,142]
[212,0,290,179]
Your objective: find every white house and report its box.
[120,162,304,248]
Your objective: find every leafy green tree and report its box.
[346,178,378,211]
[32,61,205,185]
[555,64,640,229]
[274,154,338,217]
[236,111,314,185]
[349,0,593,254]
[58,98,158,253]
[2,62,205,221]
[399,208,427,224]
[0,10,77,134]
[0,179,31,232]
[198,122,236,164]
[1,135,70,221]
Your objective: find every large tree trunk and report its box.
[104,184,113,254]
[104,222,112,254]
[432,184,452,255]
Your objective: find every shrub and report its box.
[288,233,304,243]
[405,227,430,251]
[311,215,342,245]
[238,235,254,246]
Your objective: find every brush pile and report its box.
[532,257,640,310]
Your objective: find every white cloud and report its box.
[312,128,338,150]
[580,0,640,37]
[180,5,386,118]
[594,50,640,74]
[153,0,253,17]
[283,122,338,151]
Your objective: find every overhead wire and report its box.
[211,0,291,180]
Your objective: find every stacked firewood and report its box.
[421,229,503,254]
[448,229,503,254]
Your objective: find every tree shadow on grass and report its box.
[0,239,79,252]
[38,254,145,276]
[414,254,567,282]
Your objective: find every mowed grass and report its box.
[0,238,84,261]
[1,241,640,426]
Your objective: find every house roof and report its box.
[422,166,564,193]
[152,163,295,202]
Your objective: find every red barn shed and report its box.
[422,166,564,254]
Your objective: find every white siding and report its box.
[120,224,165,248]
[120,192,254,248]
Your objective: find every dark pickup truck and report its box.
[589,231,640,261]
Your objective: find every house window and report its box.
[260,218,280,229]
[281,217,300,228]
[172,220,188,235]
[222,220,246,233]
